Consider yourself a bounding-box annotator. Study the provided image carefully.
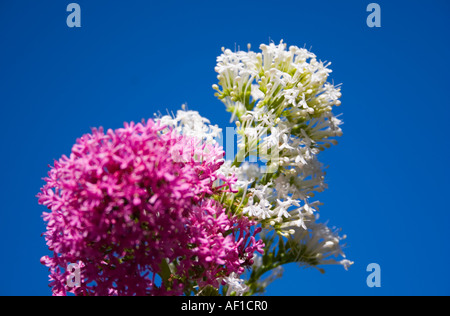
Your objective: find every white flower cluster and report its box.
[156,104,222,145]
[288,217,354,271]
[215,41,351,270]
[214,41,342,119]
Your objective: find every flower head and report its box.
[287,217,354,271]
[214,41,344,235]
[213,42,352,290]
[38,118,262,296]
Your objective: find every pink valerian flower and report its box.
[178,199,264,290]
[38,119,263,296]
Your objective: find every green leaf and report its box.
[159,258,172,288]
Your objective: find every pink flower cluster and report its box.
[38,120,263,296]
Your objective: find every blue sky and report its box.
[1,0,449,296]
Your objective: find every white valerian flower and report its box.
[215,40,342,124]
[243,195,273,219]
[239,162,263,181]
[219,161,262,184]
[274,197,300,218]
[289,218,354,271]
[214,41,346,239]
[242,182,276,220]
[223,273,249,296]
[156,105,222,145]
[275,200,322,232]
[251,84,265,102]
[210,40,351,294]
[216,160,236,179]
[213,47,260,117]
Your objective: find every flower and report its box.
[223,272,249,296]
[157,104,222,145]
[37,39,352,296]
[214,41,344,235]
[213,41,352,286]
[38,118,263,296]
[287,217,354,271]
